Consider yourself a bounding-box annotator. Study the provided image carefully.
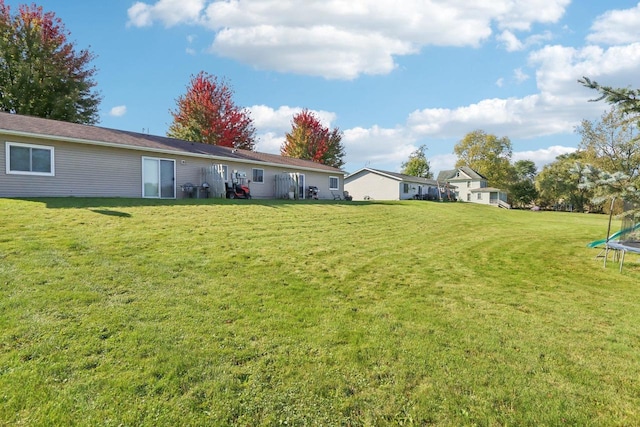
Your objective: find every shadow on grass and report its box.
[12,197,399,209]
[89,209,132,218]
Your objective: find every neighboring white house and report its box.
[437,166,510,208]
[344,168,443,201]
[0,112,345,199]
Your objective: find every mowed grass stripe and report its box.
[1,198,638,426]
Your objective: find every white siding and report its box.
[1,136,143,197]
[345,171,399,200]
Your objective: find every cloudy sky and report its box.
[21,0,640,174]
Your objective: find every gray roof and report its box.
[347,167,439,185]
[0,112,344,174]
[437,166,487,181]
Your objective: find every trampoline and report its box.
[604,241,640,272]
[596,200,640,272]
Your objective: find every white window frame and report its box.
[6,141,55,176]
[477,193,482,200]
[252,168,264,184]
[221,165,229,182]
[142,156,176,199]
[329,176,339,190]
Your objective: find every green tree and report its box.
[281,109,345,168]
[401,145,433,178]
[509,160,538,208]
[576,106,640,178]
[578,78,640,211]
[454,129,515,190]
[513,160,537,181]
[0,1,101,123]
[579,77,640,115]
[535,152,593,212]
[168,72,255,150]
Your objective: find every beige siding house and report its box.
[437,166,510,208]
[0,113,345,199]
[344,168,440,201]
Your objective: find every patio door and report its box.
[142,157,175,198]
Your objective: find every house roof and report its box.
[437,166,487,181]
[346,167,439,185]
[0,112,344,174]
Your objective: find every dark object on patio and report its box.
[332,190,352,201]
[181,183,195,197]
[307,186,319,199]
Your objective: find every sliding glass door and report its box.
[142,157,175,198]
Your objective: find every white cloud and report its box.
[492,0,570,31]
[406,95,576,139]
[497,29,554,52]
[109,105,127,117]
[529,43,640,97]
[255,131,284,154]
[342,125,414,170]
[210,25,415,79]
[498,30,524,52]
[514,68,529,83]
[127,2,153,27]
[513,146,576,170]
[496,78,504,87]
[127,0,206,28]
[186,34,197,54]
[587,3,640,45]
[249,105,336,130]
[128,0,571,79]
[429,153,457,175]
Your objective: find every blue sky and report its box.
[12,0,640,175]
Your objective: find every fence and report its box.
[202,165,227,198]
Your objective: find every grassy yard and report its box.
[1,198,639,426]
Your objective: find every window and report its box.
[329,176,339,190]
[467,181,470,188]
[403,183,410,193]
[221,165,229,181]
[477,193,482,200]
[467,193,471,201]
[252,168,264,183]
[6,142,54,176]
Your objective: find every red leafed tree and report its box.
[0,1,101,123]
[167,71,256,150]
[281,109,345,168]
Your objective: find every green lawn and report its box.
[1,198,638,426]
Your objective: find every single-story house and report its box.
[0,112,345,199]
[344,167,447,201]
[437,166,510,208]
